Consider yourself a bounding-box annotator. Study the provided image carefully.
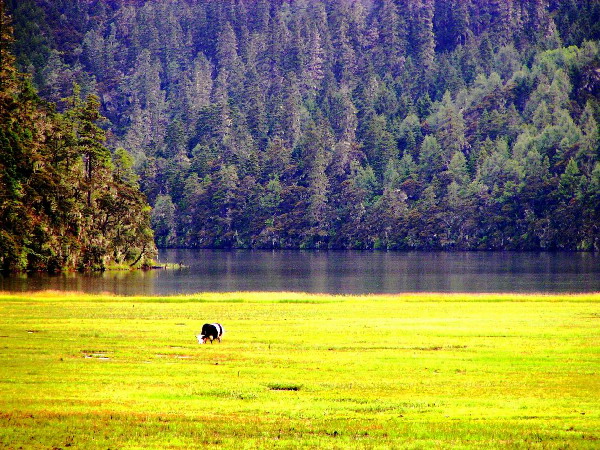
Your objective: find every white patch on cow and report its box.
[196,334,205,344]
[213,323,224,337]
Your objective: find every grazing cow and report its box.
[197,323,224,344]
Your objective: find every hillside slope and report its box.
[8,0,600,250]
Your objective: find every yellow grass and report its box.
[0,291,599,448]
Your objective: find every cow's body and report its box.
[197,323,224,344]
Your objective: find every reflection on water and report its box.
[1,250,599,295]
[0,269,160,296]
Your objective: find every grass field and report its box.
[0,291,599,449]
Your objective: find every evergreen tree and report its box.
[578,101,600,175]
[216,21,245,103]
[5,0,600,251]
[409,0,436,74]
[1,2,155,271]
[374,0,406,76]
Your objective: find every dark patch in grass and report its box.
[413,345,467,351]
[327,345,402,351]
[267,383,302,391]
[136,297,245,304]
[582,435,599,441]
[333,398,371,404]
[80,349,108,354]
[277,299,334,304]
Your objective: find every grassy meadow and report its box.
[0,291,599,448]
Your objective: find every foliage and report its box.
[6,0,600,250]
[0,0,156,272]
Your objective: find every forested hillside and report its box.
[0,1,156,272]
[7,0,600,250]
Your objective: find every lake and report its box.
[1,250,599,295]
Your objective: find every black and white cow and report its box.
[197,323,224,344]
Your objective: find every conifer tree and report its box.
[409,0,435,74]
[4,0,600,251]
[1,1,155,270]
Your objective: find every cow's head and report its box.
[196,334,206,344]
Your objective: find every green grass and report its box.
[0,291,599,448]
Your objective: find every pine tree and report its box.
[6,0,600,252]
[151,194,177,248]
[419,135,444,182]
[373,0,406,76]
[558,158,581,199]
[216,21,245,102]
[64,85,112,208]
[433,91,466,160]
[448,150,470,186]
[295,114,334,246]
[408,0,435,74]
[1,2,155,271]
[303,27,326,94]
[361,113,397,179]
[578,101,599,175]
[331,3,357,85]
[244,65,268,150]
[434,0,470,52]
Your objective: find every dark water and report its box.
[1,250,599,295]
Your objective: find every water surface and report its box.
[1,250,599,295]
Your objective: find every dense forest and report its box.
[0,0,156,272]
[5,0,600,251]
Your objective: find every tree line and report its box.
[0,0,156,272]
[5,0,600,251]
